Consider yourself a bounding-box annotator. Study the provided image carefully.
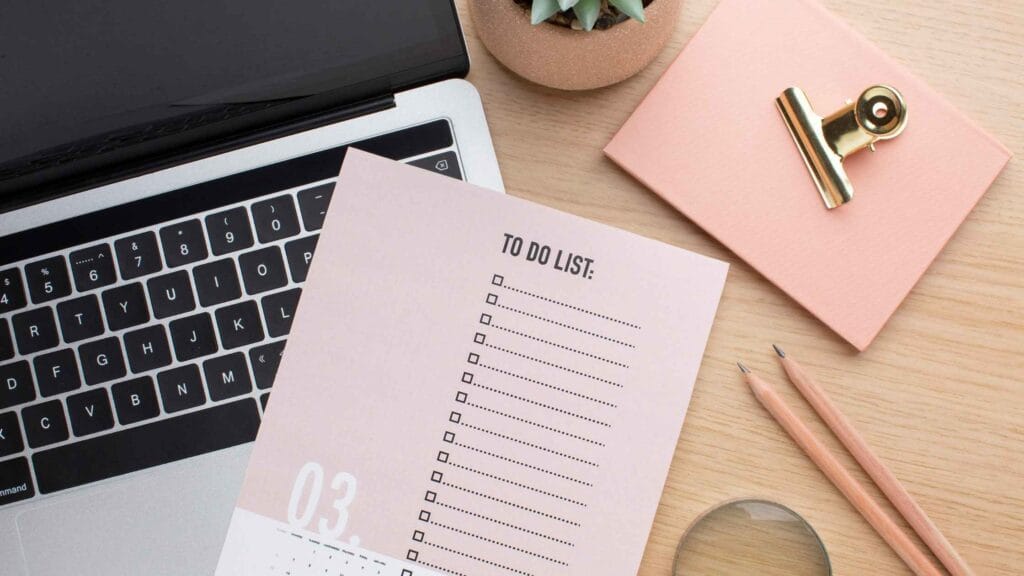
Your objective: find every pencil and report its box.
[738,363,943,576]
[773,345,975,576]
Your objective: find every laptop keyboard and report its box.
[0,119,464,505]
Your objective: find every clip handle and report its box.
[776,87,853,209]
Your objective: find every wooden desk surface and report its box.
[454,0,1024,574]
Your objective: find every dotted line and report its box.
[484,343,622,387]
[447,462,587,505]
[429,521,568,565]
[465,379,611,427]
[458,421,599,466]
[501,284,642,329]
[481,363,618,408]
[454,442,593,486]
[466,403,604,446]
[423,541,534,576]
[491,324,630,368]
[417,560,469,576]
[441,482,580,525]
[435,501,576,545]
[494,304,635,348]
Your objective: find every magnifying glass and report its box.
[673,499,831,575]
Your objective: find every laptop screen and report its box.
[0,0,465,171]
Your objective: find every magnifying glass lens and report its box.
[674,500,831,576]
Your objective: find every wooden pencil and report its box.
[773,345,975,576]
[739,363,944,576]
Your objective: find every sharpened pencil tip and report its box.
[772,344,786,358]
[737,362,751,374]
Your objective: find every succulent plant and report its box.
[527,0,647,31]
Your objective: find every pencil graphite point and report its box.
[772,344,786,358]
[737,362,751,374]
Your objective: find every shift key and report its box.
[0,457,35,506]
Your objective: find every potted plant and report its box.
[469,0,682,90]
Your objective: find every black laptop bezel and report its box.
[0,0,470,213]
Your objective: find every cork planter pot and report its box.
[468,0,681,91]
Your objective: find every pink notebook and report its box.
[605,0,1010,350]
[216,151,728,576]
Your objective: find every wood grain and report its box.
[454,0,1024,574]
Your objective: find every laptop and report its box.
[0,2,503,575]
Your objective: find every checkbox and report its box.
[480,313,492,325]
[461,372,473,384]
[425,490,437,502]
[443,431,455,443]
[486,293,498,305]
[402,570,413,576]
[455,391,467,403]
[413,530,424,542]
[431,470,444,482]
[467,353,479,364]
[492,274,504,286]
[449,411,461,423]
[407,550,419,561]
[437,451,449,463]
[474,332,486,344]
[419,510,431,522]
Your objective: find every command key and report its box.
[0,457,34,506]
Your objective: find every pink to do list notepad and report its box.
[215,150,728,576]
[605,0,1010,350]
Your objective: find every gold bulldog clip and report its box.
[776,85,908,209]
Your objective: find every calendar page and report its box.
[215,150,728,576]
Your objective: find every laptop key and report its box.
[25,256,71,304]
[0,412,24,457]
[12,307,59,355]
[114,232,162,280]
[22,400,70,448]
[78,337,127,386]
[57,294,105,343]
[0,457,34,505]
[215,301,264,349]
[261,288,301,338]
[285,235,319,283]
[68,244,117,292]
[66,388,115,437]
[123,325,172,374]
[157,365,206,413]
[206,207,255,256]
[33,349,81,397]
[0,361,35,410]
[32,399,259,495]
[147,271,196,319]
[193,258,242,307]
[249,341,285,390]
[101,283,150,331]
[239,246,287,295]
[408,151,462,181]
[251,195,300,243]
[202,353,253,401]
[169,312,218,362]
[0,268,27,314]
[0,319,13,361]
[160,219,209,267]
[296,184,333,231]
[260,393,270,411]
[112,376,160,425]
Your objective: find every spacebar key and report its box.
[32,399,260,494]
